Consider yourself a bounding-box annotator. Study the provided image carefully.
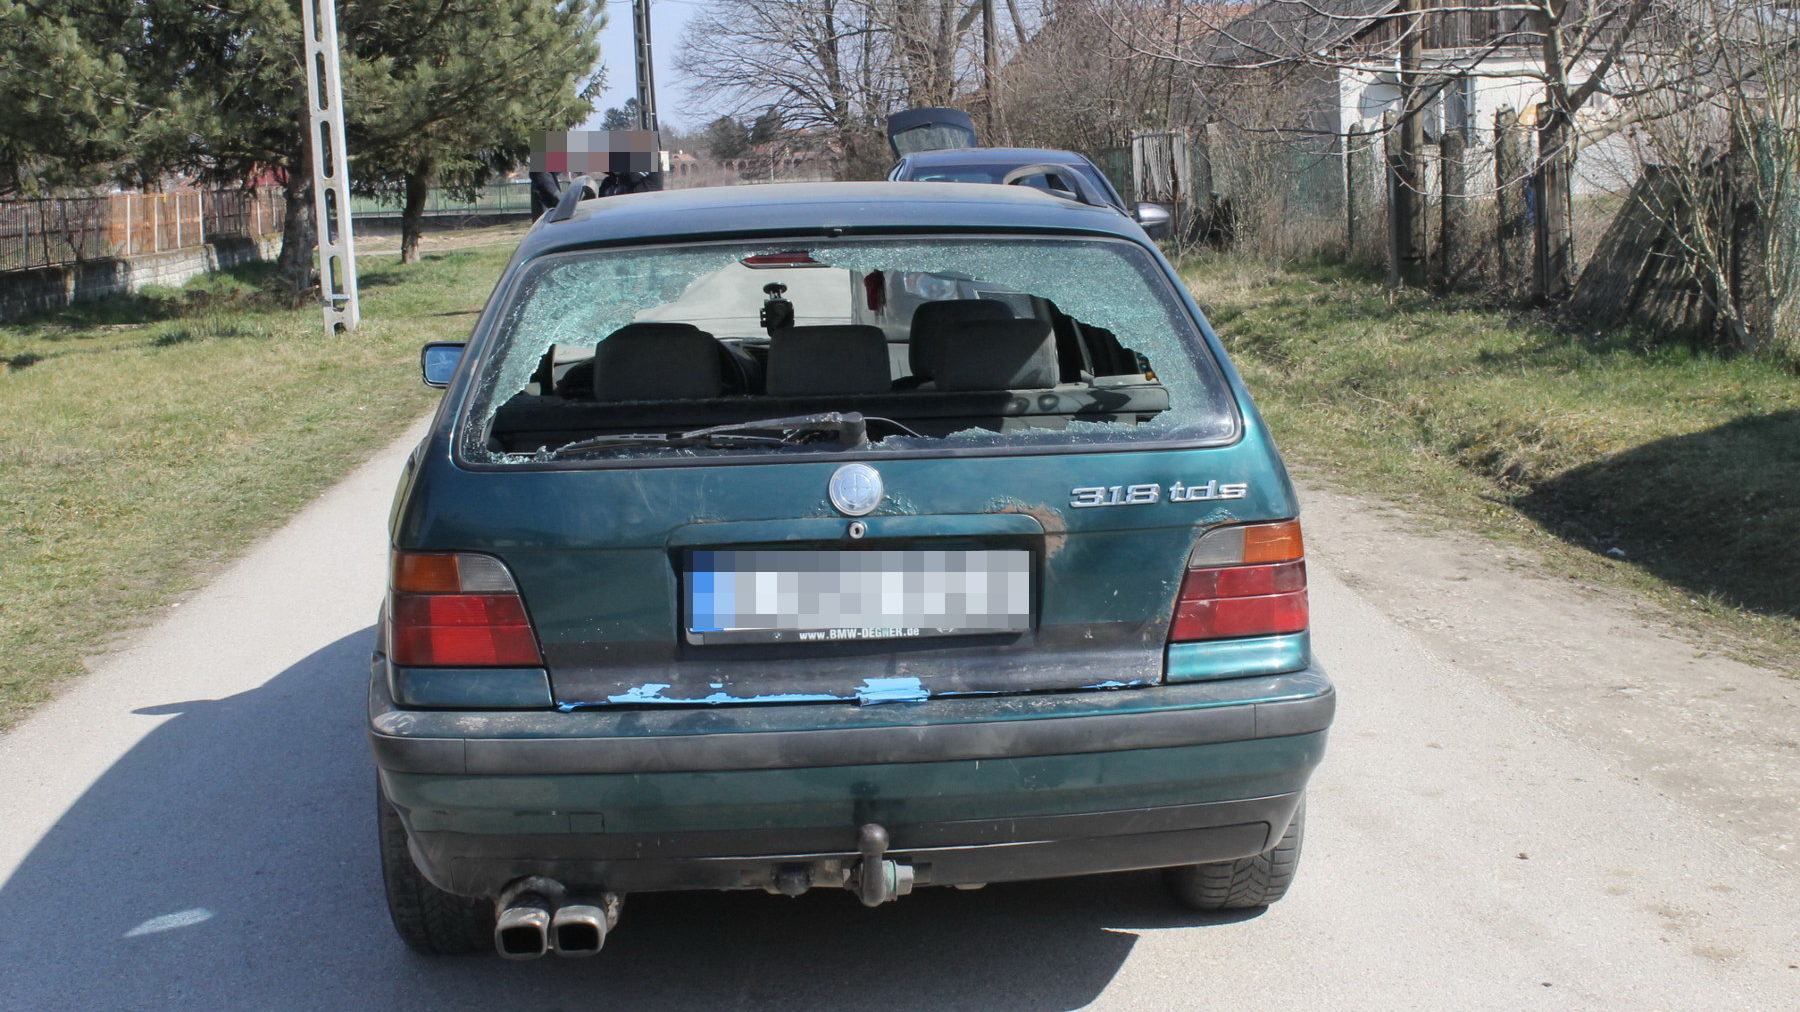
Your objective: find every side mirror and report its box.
[420,342,465,388]
[1134,202,1173,240]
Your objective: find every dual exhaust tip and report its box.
[495,882,620,960]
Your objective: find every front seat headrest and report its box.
[907,299,1013,381]
[933,319,1059,391]
[766,325,891,396]
[594,323,724,401]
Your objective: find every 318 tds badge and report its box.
[1069,479,1249,508]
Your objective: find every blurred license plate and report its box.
[684,549,1031,645]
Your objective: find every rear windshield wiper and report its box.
[545,412,917,459]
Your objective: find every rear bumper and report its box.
[369,664,1334,897]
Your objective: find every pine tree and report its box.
[131,0,320,291]
[0,0,139,194]
[703,116,751,162]
[344,0,604,263]
[601,98,642,131]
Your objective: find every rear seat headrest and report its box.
[933,319,1059,391]
[766,325,891,396]
[594,323,723,401]
[908,299,1013,380]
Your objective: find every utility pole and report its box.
[300,0,359,331]
[982,0,1001,141]
[632,0,659,133]
[632,0,666,190]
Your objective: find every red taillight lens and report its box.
[391,593,531,629]
[1171,588,1309,640]
[1176,560,1307,599]
[1170,523,1309,643]
[388,552,542,667]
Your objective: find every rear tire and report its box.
[1163,798,1305,910]
[377,780,494,954]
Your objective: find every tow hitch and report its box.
[851,823,915,906]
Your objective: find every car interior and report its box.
[484,257,1173,455]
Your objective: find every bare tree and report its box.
[998,1,1207,154]
[677,0,990,179]
[1092,0,1672,292]
[1595,0,1800,354]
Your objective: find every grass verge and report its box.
[1183,254,1799,670]
[0,245,512,729]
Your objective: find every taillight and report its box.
[1170,521,1308,643]
[388,552,542,666]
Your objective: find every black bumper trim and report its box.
[369,668,1334,776]
[397,793,1303,896]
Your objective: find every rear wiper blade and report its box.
[546,412,893,459]
[681,411,880,445]
[542,431,785,457]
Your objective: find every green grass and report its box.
[0,247,511,728]
[1183,255,1800,669]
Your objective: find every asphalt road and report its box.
[1,426,1794,1010]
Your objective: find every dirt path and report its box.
[1294,469,1800,867]
[0,431,1794,1007]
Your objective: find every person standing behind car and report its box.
[529,171,564,220]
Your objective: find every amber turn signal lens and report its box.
[392,553,462,593]
[1242,521,1304,564]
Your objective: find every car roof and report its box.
[900,147,1103,167]
[522,181,1134,258]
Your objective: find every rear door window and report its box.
[461,236,1238,464]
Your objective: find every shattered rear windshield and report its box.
[460,236,1238,464]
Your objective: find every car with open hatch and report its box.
[371,178,1333,959]
[884,106,1172,238]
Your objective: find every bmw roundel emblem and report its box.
[828,463,884,517]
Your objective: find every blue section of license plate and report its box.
[685,549,1031,645]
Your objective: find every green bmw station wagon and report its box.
[370,180,1333,958]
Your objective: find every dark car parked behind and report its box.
[888,148,1173,239]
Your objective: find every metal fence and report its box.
[0,190,287,273]
[347,181,534,215]
[0,197,113,273]
[0,179,534,275]
[200,190,287,244]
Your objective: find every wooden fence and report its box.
[0,190,285,273]
[1341,107,1566,297]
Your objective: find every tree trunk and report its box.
[400,167,431,264]
[982,0,1000,141]
[1388,0,1426,288]
[276,167,316,301]
[1533,106,1575,301]
[1436,131,1466,292]
[1494,107,1532,299]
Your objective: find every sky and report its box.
[582,0,705,133]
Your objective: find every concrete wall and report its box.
[1336,55,1640,198]
[350,210,529,235]
[0,235,280,321]
[1,209,531,321]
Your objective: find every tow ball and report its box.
[851,823,916,906]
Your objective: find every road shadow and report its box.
[1513,410,1800,619]
[0,628,1250,1011]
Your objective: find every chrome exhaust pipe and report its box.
[493,880,621,960]
[550,904,607,957]
[495,900,551,960]
[552,892,623,957]
[494,887,555,960]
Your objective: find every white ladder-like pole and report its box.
[300,0,360,331]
